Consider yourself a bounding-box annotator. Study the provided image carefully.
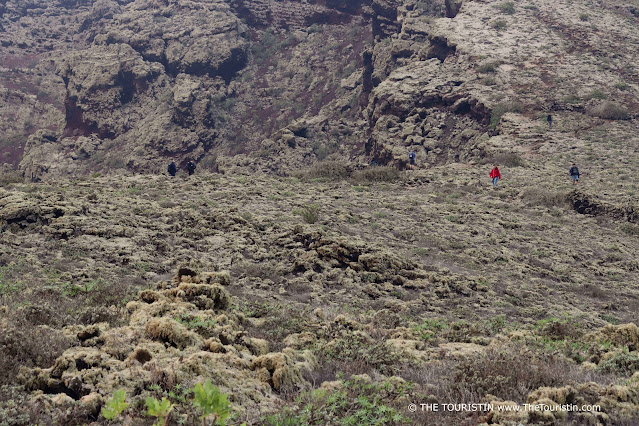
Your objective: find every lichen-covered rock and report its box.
[251,352,305,392]
[18,269,308,414]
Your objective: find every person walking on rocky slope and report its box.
[408,150,416,170]
[490,166,501,187]
[547,114,553,129]
[186,161,196,176]
[569,163,580,184]
[168,161,177,177]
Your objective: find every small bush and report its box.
[0,171,23,186]
[520,187,569,209]
[620,223,639,236]
[452,346,582,402]
[476,61,501,73]
[351,166,400,183]
[102,389,129,420]
[579,13,589,21]
[563,94,581,104]
[192,380,232,425]
[490,101,524,129]
[596,349,639,376]
[492,20,508,31]
[309,333,401,380]
[489,152,524,167]
[264,376,410,426]
[0,316,73,383]
[615,81,630,91]
[497,2,515,14]
[480,77,497,85]
[300,161,350,180]
[587,89,607,100]
[590,101,630,120]
[298,204,320,224]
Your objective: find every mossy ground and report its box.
[2,121,639,423]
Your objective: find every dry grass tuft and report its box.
[590,101,630,120]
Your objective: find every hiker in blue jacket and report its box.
[408,150,416,170]
[569,163,580,184]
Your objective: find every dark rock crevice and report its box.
[444,0,463,18]
[568,191,638,223]
[372,0,401,39]
[426,35,456,62]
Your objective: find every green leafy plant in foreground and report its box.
[264,376,410,425]
[145,396,174,426]
[192,380,232,425]
[101,389,129,420]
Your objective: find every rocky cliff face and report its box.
[2,0,639,179]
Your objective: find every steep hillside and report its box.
[2,0,639,425]
[2,165,639,423]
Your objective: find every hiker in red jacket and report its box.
[490,166,501,187]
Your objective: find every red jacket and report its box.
[489,167,501,179]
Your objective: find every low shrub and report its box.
[299,204,320,224]
[590,101,630,120]
[489,152,524,167]
[596,349,639,376]
[586,89,607,100]
[451,346,588,402]
[476,61,501,73]
[0,171,23,186]
[490,101,524,129]
[351,166,400,183]
[520,187,569,209]
[264,375,411,426]
[0,316,73,383]
[497,2,515,14]
[299,161,351,180]
[492,19,508,31]
[306,331,401,384]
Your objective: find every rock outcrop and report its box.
[19,269,314,415]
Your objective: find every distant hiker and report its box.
[168,161,177,177]
[547,114,552,129]
[489,166,501,187]
[569,163,580,184]
[186,161,196,176]
[408,150,416,170]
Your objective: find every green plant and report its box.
[615,81,630,91]
[587,89,607,100]
[351,166,400,183]
[0,171,23,186]
[563,94,581,104]
[480,77,497,85]
[315,333,400,376]
[497,2,515,14]
[192,380,232,425]
[596,349,639,376]
[145,396,174,426]
[298,204,320,224]
[264,376,410,425]
[579,13,589,21]
[414,318,448,341]
[176,314,217,332]
[101,389,129,420]
[476,61,500,73]
[492,19,508,31]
